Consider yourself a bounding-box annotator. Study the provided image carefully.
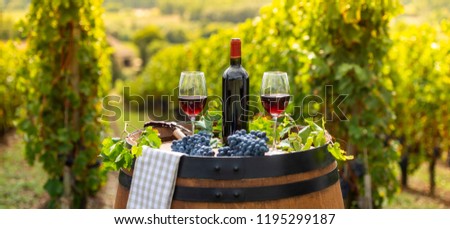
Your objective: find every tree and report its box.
[17,0,111,208]
[166,28,188,44]
[132,25,162,68]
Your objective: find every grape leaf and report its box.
[305,118,322,132]
[279,138,293,151]
[102,138,114,148]
[210,137,221,148]
[278,117,352,162]
[297,126,312,142]
[100,126,162,171]
[115,153,123,163]
[288,132,302,151]
[195,111,222,133]
[328,142,354,161]
[131,145,143,157]
[314,129,326,146]
[123,152,133,169]
[137,126,162,148]
[302,136,314,151]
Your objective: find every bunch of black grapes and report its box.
[217,130,269,157]
[172,130,270,157]
[171,131,214,156]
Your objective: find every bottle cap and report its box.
[230,38,241,58]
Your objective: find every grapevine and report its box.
[17,0,111,208]
[100,126,162,171]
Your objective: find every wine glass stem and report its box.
[272,116,277,151]
[190,116,195,135]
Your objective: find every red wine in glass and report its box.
[260,71,290,152]
[179,95,207,117]
[260,94,290,117]
[179,71,207,135]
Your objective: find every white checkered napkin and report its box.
[127,146,184,209]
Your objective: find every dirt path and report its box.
[88,171,118,209]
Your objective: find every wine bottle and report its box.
[222,38,249,143]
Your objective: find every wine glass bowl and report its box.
[260,94,291,117]
[179,71,207,134]
[260,71,290,152]
[178,96,207,117]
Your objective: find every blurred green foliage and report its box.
[400,0,450,23]
[387,21,450,189]
[1,0,29,10]
[16,0,111,208]
[0,42,23,138]
[132,25,162,67]
[156,0,271,22]
[0,16,19,40]
[103,0,157,10]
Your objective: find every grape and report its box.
[349,159,365,178]
[171,131,214,156]
[172,130,269,157]
[217,130,269,157]
[340,177,350,199]
[217,146,230,156]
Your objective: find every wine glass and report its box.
[260,71,290,152]
[179,71,207,135]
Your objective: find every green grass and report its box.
[409,160,450,191]
[384,161,450,209]
[385,191,447,209]
[0,134,47,209]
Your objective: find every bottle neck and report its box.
[230,57,241,66]
[230,38,241,66]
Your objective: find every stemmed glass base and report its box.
[272,116,277,151]
[269,115,284,154]
[190,116,195,135]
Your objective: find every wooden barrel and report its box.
[114,142,344,209]
[114,168,133,209]
[113,122,184,209]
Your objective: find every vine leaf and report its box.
[100,126,162,171]
[328,142,354,161]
